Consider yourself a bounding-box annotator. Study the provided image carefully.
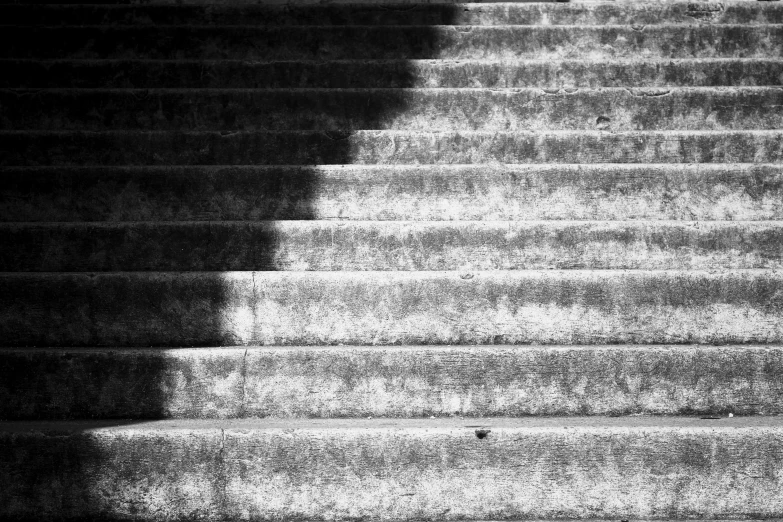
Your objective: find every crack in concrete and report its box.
[239,348,248,417]
[250,270,258,346]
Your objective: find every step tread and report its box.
[3,164,782,221]
[2,2,781,26]
[2,220,783,271]
[2,413,782,520]
[2,345,783,419]
[6,23,782,27]
[8,58,782,63]
[2,270,783,346]
[1,416,780,432]
[9,86,782,91]
[4,58,781,88]
[3,130,781,166]
[4,87,781,131]
[3,25,780,60]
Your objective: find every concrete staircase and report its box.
[1,0,783,519]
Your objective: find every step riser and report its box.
[5,89,782,131]
[3,166,782,222]
[2,271,782,346]
[3,26,781,60]
[3,346,782,419]
[4,3,782,26]
[5,60,782,89]
[3,131,782,165]
[2,421,783,520]
[3,222,783,271]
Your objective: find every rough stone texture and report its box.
[4,59,782,89]
[4,88,782,131]
[2,271,783,346]
[2,0,783,518]
[2,221,783,271]
[2,26,781,60]
[3,130,782,165]
[2,346,783,419]
[2,417,783,520]
[3,2,782,26]
[3,165,782,222]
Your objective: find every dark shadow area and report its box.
[0,2,458,520]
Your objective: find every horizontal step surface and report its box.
[3,130,782,165]
[4,59,782,88]
[2,345,783,419]
[3,165,782,222]
[3,221,783,271]
[2,26,780,60]
[2,417,783,520]
[2,270,783,346]
[3,2,782,26]
[4,88,782,131]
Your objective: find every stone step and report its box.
[2,270,782,346]
[2,417,783,520]
[3,2,781,26]
[2,345,782,419]
[2,221,783,271]
[3,165,781,222]
[2,25,780,60]
[4,59,781,88]
[2,130,781,165]
[4,87,782,131]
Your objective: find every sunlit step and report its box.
[3,2,781,26]
[4,165,781,222]
[2,417,782,519]
[5,59,782,89]
[2,345,782,419]
[3,270,783,346]
[4,87,782,131]
[2,25,781,61]
[3,220,783,271]
[3,130,782,165]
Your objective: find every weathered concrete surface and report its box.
[5,59,781,89]
[2,270,783,346]
[3,346,783,419]
[2,26,781,60]
[3,2,781,26]
[2,417,783,520]
[3,165,782,222]
[3,130,782,165]
[4,87,782,131]
[2,221,783,271]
